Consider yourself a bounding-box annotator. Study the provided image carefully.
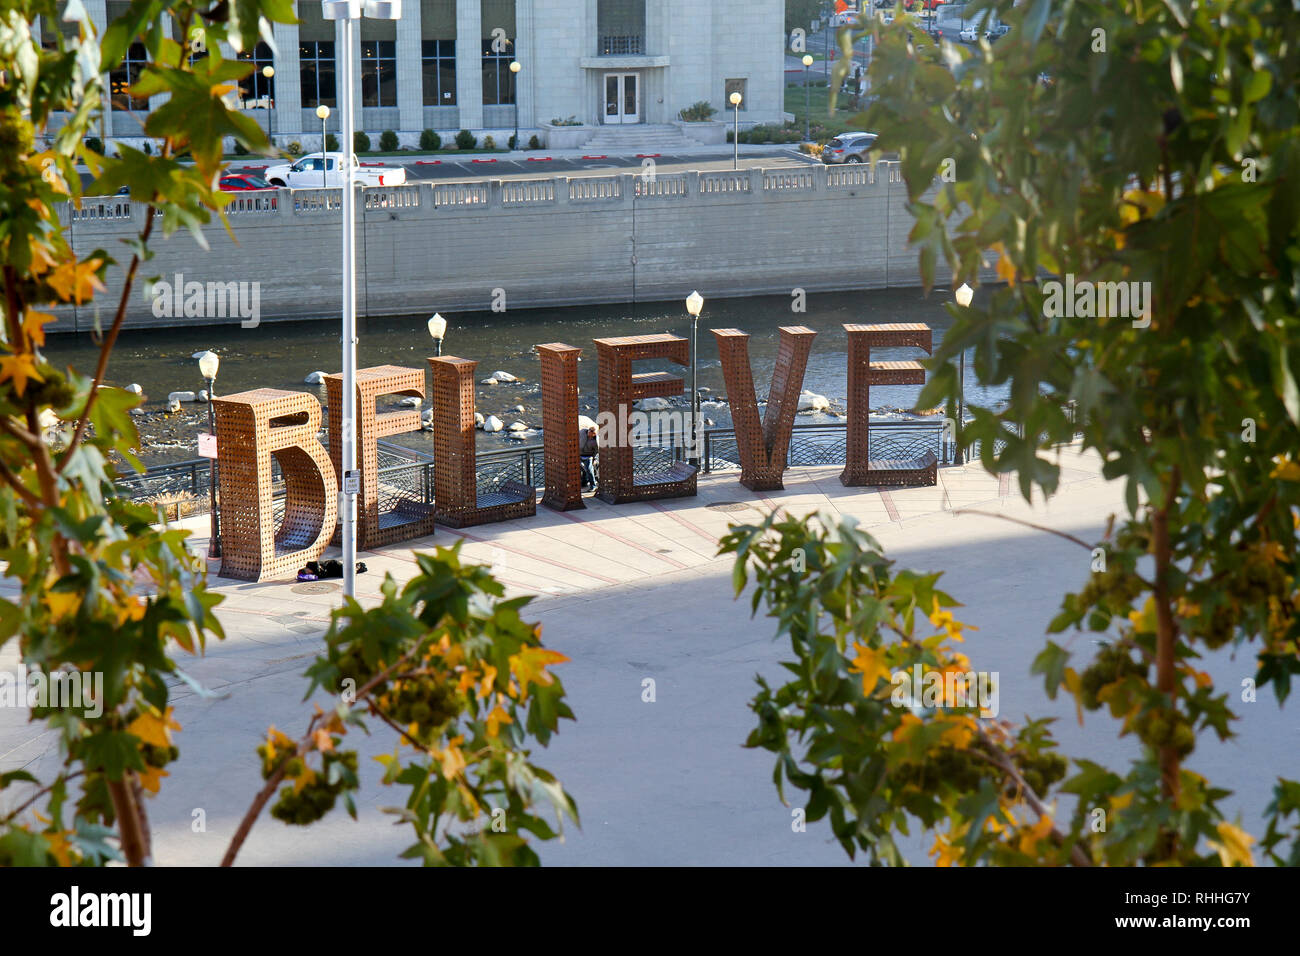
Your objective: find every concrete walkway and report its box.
[1,447,1288,865]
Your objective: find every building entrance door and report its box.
[603,73,640,124]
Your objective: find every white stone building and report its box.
[44,0,785,150]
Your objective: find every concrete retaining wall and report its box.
[52,161,977,333]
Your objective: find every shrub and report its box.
[508,134,517,150]
[325,133,339,152]
[353,130,371,153]
[678,100,718,122]
[233,140,249,156]
[286,140,302,156]
[84,135,103,155]
[379,129,399,152]
[483,134,496,150]
[455,129,476,150]
[142,141,152,155]
[549,115,581,127]
[528,134,542,150]
[419,128,441,151]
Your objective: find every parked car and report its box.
[218,173,272,191]
[821,131,878,164]
[263,152,407,188]
[959,25,979,42]
[984,23,1010,41]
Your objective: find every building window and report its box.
[725,78,748,111]
[299,41,336,109]
[422,40,457,106]
[360,40,397,107]
[481,39,516,106]
[236,42,275,110]
[110,42,150,111]
[598,0,646,56]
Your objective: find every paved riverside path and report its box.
[1,447,1290,865]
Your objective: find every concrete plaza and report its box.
[0,446,1288,865]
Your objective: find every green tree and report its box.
[786,0,825,40]
[731,0,1300,864]
[0,1,577,867]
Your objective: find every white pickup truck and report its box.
[263,152,407,188]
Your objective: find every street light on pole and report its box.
[953,282,973,465]
[197,350,222,558]
[729,90,743,170]
[262,65,275,145]
[427,312,446,357]
[801,54,814,142]
[315,104,330,185]
[323,0,404,599]
[509,60,521,151]
[685,291,704,469]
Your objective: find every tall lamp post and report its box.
[953,282,973,465]
[198,350,222,557]
[802,54,814,141]
[729,91,743,170]
[685,291,704,468]
[316,104,330,186]
[509,60,521,150]
[262,65,275,145]
[323,0,404,599]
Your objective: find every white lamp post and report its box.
[953,282,974,465]
[322,0,403,598]
[685,291,704,468]
[197,350,221,557]
[262,65,275,144]
[802,54,814,142]
[729,91,743,170]
[315,104,330,186]
[428,312,446,357]
[509,61,521,150]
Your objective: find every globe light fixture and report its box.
[685,291,705,468]
[428,313,447,356]
[197,350,222,557]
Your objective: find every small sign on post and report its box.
[197,433,218,459]
[343,470,360,496]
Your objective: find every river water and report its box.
[43,287,1005,467]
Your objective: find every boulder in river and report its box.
[492,370,519,383]
[798,390,830,412]
[398,396,422,407]
[480,376,499,386]
[125,383,144,395]
[482,415,504,433]
[168,390,197,404]
[637,397,672,411]
[304,371,327,385]
[508,421,528,432]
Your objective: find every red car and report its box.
[218,173,273,191]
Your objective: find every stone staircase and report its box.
[580,124,702,153]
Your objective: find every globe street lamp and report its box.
[197,350,222,557]
[509,60,522,151]
[953,282,974,465]
[262,65,275,145]
[315,104,330,187]
[428,312,446,357]
[729,90,743,170]
[323,0,404,599]
[685,291,704,468]
[801,54,814,142]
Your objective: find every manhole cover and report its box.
[706,501,755,513]
[292,582,341,595]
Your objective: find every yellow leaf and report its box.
[1063,667,1085,726]
[435,735,467,780]
[1206,821,1255,867]
[508,646,569,700]
[128,708,179,749]
[45,830,74,867]
[1271,459,1300,482]
[138,764,169,795]
[292,764,317,794]
[312,728,335,753]
[992,243,1017,285]
[486,696,513,737]
[0,353,45,396]
[47,592,80,622]
[1110,791,1134,811]
[22,310,57,348]
[478,664,498,699]
[1018,813,1055,855]
[938,715,975,749]
[848,642,892,695]
[47,257,104,304]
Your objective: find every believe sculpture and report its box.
[207,321,934,581]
